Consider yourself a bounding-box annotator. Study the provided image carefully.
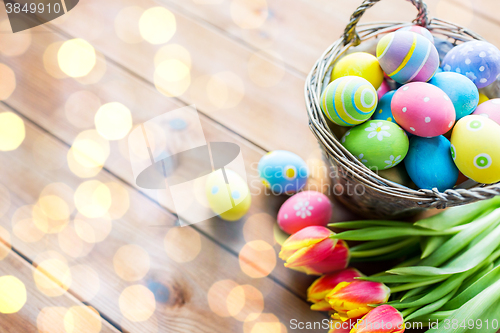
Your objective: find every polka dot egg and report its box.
[258,150,308,194]
[376,31,439,84]
[341,120,409,170]
[321,76,378,126]
[331,52,384,90]
[398,25,434,43]
[451,115,500,184]
[442,40,500,88]
[391,82,456,137]
[372,91,396,123]
[277,191,332,234]
[472,98,500,125]
[205,169,251,221]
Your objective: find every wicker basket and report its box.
[305,0,500,218]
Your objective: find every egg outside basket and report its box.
[305,0,500,218]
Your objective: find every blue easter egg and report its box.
[404,136,459,191]
[372,91,396,123]
[258,150,308,194]
[442,40,500,88]
[429,72,479,120]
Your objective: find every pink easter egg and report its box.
[391,82,456,137]
[377,79,391,100]
[277,191,332,235]
[472,98,500,125]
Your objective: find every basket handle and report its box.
[343,0,429,46]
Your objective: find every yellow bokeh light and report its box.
[69,265,100,302]
[227,284,264,322]
[0,184,10,219]
[32,203,68,234]
[37,307,67,333]
[119,285,156,322]
[0,64,16,100]
[207,279,240,317]
[0,20,31,56]
[38,195,70,221]
[44,41,67,79]
[94,102,133,140]
[154,44,191,68]
[105,182,130,219]
[239,240,276,278]
[58,39,96,78]
[0,111,25,151]
[58,224,95,258]
[74,51,107,85]
[154,59,191,97]
[0,226,11,260]
[113,244,150,282]
[243,313,287,333]
[139,7,176,45]
[68,130,110,178]
[32,135,66,171]
[34,258,72,297]
[64,306,102,333]
[12,205,45,243]
[164,227,201,263]
[65,91,101,129]
[74,213,112,244]
[248,51,285,88]
[0,276,26,314]
[115,6,144,44]
[206,71,245,109]
[74,180,112,218]
[230,0,268,29]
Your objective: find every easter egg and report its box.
[206,169,251,221]
[277,191,332,234]
[478,92,489,105]
[341,120,409,170]
[404,136,459,191]
[372,91,396,123]
[434,38,455,63]
[398,25,434,43]
[442,40,500,88]
[378,163,417,189]
[321,76,378,126]
[331,52,384,90]
[391,82,456,137]
[377,79,391,100]
[258,150,308,194]
[376,31,439,84]
[451,115,500,184]
[429,72,479,119]
[472,99,500,125]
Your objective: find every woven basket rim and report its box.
[305,17,500,208]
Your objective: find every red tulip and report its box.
[351,305,405,333]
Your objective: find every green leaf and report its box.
[415,197,500,231]
[401,286,427,301]
[349,238,404,252]
[332,226,460,241]
[420,236,449,259]
[329,220,411,229]
[442,264,500,311]
[425,278,500,333]
[350,237,419,258]
[359,274,448,284]
[406,286,459,321]
[390,276,448,294]
[409,310,455,323]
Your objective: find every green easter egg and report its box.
[341,120,409,171]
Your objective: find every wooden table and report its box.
[0,0,498,332]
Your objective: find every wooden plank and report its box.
[0,243,119,333]
[0,106,327,332]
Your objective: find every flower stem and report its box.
[350,237,419,258]
[390,276,447,293]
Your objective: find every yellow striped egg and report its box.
[320,76,378,126]
[376,31,439,84]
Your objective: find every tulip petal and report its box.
[327,318,358,333]
[280,226,335,260]
[327,280,390,315]
[284,238,336,268]
[308,268,364,304]
[350,305,405,333]
[311,300,332,311]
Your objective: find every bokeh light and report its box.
[207,279,240,317]
[113,244,150,281]
[74,213,112,243]
[33,258,72,297]
[239,240,276,278]
[57,39,96,78]
[32,135,66,171]
[206,71,245,109]
[74,51,107,85]
[119,285,156,322]
[164,227,201,263]
[227,284,264,322]
[69,266,100,302]
[248,51,285,87]
[37,307,67,333]
[154,44,191,68]
[0,276,26,314]
[44,41,67,79]
[105,182,130,219]
[0,19,31,56]
[74,180,112,218]
[243,313,287,333]
[64,91,101,129]
[64,306,102,333]
[12,205,45,243]
[58,224,95,258]
[0,226,11,260]
[273,223,289,247]
[68,130,110,178]
[139,7,176,45]
[243,213,276,244]
[0,64,16,100]
[115,6,144,44]
[0,184,10,219]
[0,111,25,151]
[38,195,70,221]
[230,0,268,29]
[154,59,191,97]
[94,102,133,140]
[32,201,69,234]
